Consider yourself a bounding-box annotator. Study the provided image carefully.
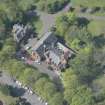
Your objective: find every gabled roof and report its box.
[32,32,51,51]
[49,50,60,65]
[32,32,58,56]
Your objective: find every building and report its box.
[12,24,33,43]
[30,32,74,70]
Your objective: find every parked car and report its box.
[45,102,48,105]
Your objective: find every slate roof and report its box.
[31,32,74,66]
[49,50,61,65]
[32,32,58,57]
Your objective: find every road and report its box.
[0,72,45,105]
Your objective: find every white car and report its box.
[45,102,48,105]
[29,90,33,94]
[18,82,22,87]
[16,80,19,84]
[38,97,41,101]
[21,57,25,60]
[25,46,31,50]
[15,80,22,87]
[24,86,28,90]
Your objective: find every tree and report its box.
[92,75,105,103]
[70,44,102,83]
[18,0,36,11]
[48,92,64,105]
[62,69,80,88]
[34,77,50,95]
[0,84,10,96]
[3,59,25,78]
[56,12,76,37]
[19,68,42,86]
[37,0,70,13]
[34,77,60,101]
[62,69,81,104]
[0,44,16,68]
[70,38,80,50]
[43,82,57,100]
[71,85,94,105]
[0,0,22,22]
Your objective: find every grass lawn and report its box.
[72,0,105,7]
[35,20,43,34]
[93,12,105,16]
[87,20,105,36]
[32,19,43,38]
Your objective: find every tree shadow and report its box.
[9,86,25,97]
[77,17,90,27]
[53,76,64,92]
[56,35,65,45]
[22,10,39,25]
[92,34,105,48]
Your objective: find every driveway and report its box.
[36,3,72,37]
[0,72,45,105]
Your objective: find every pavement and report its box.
[0,72,45,105]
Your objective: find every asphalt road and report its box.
[0,72,45,105]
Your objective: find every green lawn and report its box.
[72,0,105,7]
[35,20,43,34]
[88,20,105,36]
[93,12,105,16]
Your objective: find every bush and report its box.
[37,0,70,13]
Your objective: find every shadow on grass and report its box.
[77,17,90,27]
[93,34,105,48]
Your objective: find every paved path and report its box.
[77,13,105,21]
[36,3,72,36]
[0,72,45,105]
[38,12,56,35]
